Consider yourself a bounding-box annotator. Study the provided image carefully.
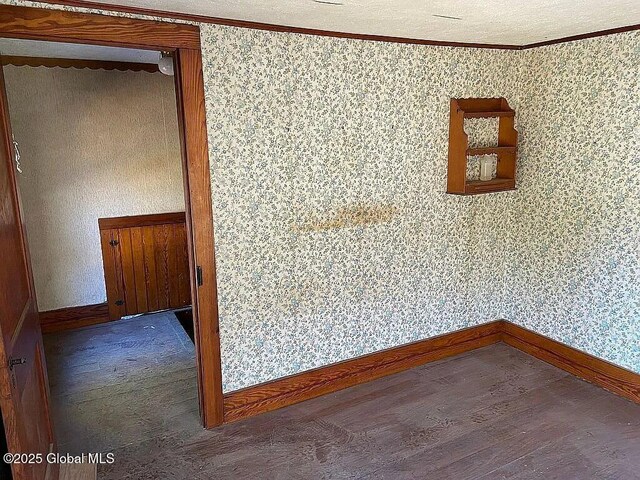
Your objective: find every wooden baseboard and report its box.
[39,305,638,419]
[40,303,110,333]
[223,321,503,423]
[501,321,640,404]
[223,319,640,424]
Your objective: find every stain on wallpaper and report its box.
[293,204,398,232]
[200,24,520,391]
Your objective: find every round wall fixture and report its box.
[158,51,174,76]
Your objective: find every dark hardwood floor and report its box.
[44,315,640,479]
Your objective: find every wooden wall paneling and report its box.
[99,228,126,320]
[99,213,191,318]
[130,227,148,313]
[141,226,159,312]
[153,224,170,311]
[167,222,190,308]
[117,228,138,316]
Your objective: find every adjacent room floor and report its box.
[44,315,640,480]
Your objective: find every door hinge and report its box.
[8,357,26,370]
[196,266,203,287]
[109,239,119,247]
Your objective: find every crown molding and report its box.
[26,0,640,50]
[521,23,640,49]
[26,0,520,49]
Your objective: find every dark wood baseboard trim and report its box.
[501,321,640,405]
[223,321,503,423]
[40,302,110,333]
[223,320,640,424]
[37,304,640,417]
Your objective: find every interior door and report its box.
[0,66,56,479]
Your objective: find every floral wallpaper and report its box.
[202,27,640,390]
[200,25,521,391]
[507,31,640,373]
[2,0,638,390]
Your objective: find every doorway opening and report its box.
[0,10,223,479]
[2,39,198,454]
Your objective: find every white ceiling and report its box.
[80,0,640,45]
[0,38,159,63]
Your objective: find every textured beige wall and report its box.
[4,66,185,311]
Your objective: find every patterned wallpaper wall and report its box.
[201,26,640,390]
[507,32,640,373]
[2,0,638,390]
[200,25,521,391]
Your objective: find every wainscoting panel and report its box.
[98,212,191,320]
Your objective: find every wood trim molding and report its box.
[522,23,640,49]
[173,48,224,428]
[223,320,640,424]
[0,4,200,50]
[17,0,520,50]
[21,0,640,50]
[501,321,640,404]
[1,55,159,73]
[0,4,223,428]
[39,303,110,333]
[224,321,503,423]
[98,212,186,230]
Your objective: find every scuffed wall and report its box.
[4,66,185,311]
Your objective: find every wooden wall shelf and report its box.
[447,97,518,195]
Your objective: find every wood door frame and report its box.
[0,4,224,428]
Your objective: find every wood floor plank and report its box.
[59,463,97,480]
[43,319,640,480]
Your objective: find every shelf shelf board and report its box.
[447,97,518,196]
[466,146,516,156]
[464,111,515,119]
[464,177,515,195]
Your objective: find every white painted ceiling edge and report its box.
[0,38,159,63]
[72,0,639,45]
